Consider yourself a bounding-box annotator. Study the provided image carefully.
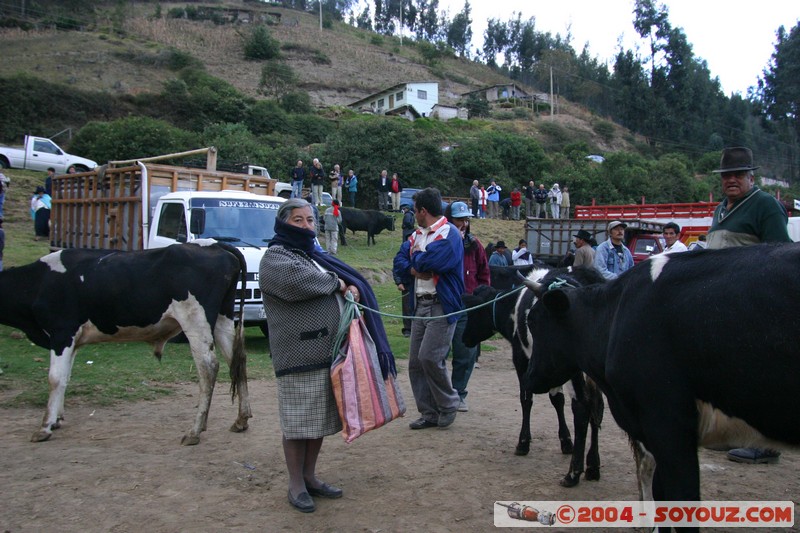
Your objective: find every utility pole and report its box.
[549,67,554,118]
[319,0,322,31]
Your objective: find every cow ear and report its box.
[542,289,570,315]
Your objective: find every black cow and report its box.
[0,240,252,445]
[340,207,395,246]
[463,266,604,487]
[522,245,800,515]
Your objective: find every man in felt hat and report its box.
[707,146,791,249]
[593,220,633,279]
[572,229,595,267]
[706,147,790,465]
[488,240,509,266]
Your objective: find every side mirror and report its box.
[190,208,206,235]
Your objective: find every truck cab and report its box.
[149,190,284,330]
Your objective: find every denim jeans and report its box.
[449,313,477,399]
[291,180,303,199]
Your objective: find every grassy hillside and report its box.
[0,3,638,154]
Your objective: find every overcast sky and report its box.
[435,0,798,95]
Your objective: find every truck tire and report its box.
[74,165,90,172]
[278,190,291,199]
[0,157,9,169]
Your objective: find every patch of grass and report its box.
[0,326,274,408]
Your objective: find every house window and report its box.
[418,90,427,100]
[499,88,509,98]
[396,91,403,101]
[377,98,385,109]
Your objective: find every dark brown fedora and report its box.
[711,147,759,173]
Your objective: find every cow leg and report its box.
[632,440,656,502]
[177,305,219,445]
[516,388,533,455]
[584,379,604,481]
[513,351,532,455]
[549,388,573,454]
[560,394,589,487]
[32,346,78,442]
[214,315,252,433]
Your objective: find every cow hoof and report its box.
[585,467,601,481]
[560,438,574,455]
[559,473,581,488]
[31,430,53,442]
[229,421,249,433]
[514,444,530,456]
[181,434,201,446]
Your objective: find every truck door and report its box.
[30,139,67,172]
[629,235,665,264]
[149,201,188,249]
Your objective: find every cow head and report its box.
[520,266,607,394]
[384,214,396,232]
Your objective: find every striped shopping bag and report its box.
[330,304,405,443]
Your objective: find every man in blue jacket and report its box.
[393,188,464,430]
[593,220,634,279]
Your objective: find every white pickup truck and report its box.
[0,135,97,174]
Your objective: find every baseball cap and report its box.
[450,201,473,219]
[607,221,627,232]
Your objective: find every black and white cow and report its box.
[0,240,252,445]
[463,266,605,487]
[340,207,395,246]
[522,244,800,514]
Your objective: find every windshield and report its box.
[191,198,280,245]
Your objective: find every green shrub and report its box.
[280,91,313,114]
[244,25,281,61]
[259,61,298,97]
[370,35,384,46]
[70,116,198,163]
[513,107,530,119]
[246,100,289,135]
[592,120,615,142]
[493,110,515,121]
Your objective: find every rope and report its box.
[354,284,527,322]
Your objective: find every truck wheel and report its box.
[278,191,291,199]
[74,165,90,172]
[0,158,8,169]
[259,324,269,338]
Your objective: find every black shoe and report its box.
[409,417,438,430]
[438,410,457,428]
[402,329,411,337]
[288,490,315,513]
[307,482,343,499]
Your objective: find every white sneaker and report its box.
[457,398,469,412]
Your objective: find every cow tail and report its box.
[585,374,604,428]
[222,242,248,402]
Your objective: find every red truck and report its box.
[574,201,716,247]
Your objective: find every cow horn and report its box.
[516,271,542,292]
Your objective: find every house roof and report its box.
[460,83,530,98]
[384,104,421,118]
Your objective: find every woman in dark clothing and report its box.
[259,198,395,513]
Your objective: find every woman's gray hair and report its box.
[277,198,312,222]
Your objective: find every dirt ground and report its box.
[1,340,797,533]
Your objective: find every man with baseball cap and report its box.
[572,229,595,268]
[593,220,633,279]
[707,147,791,465]
[445,201,490,412]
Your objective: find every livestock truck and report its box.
[49,148,289,336]
[525,217,666,266]
[0,135,97,173]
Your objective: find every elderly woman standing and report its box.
[259,198,394,513]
